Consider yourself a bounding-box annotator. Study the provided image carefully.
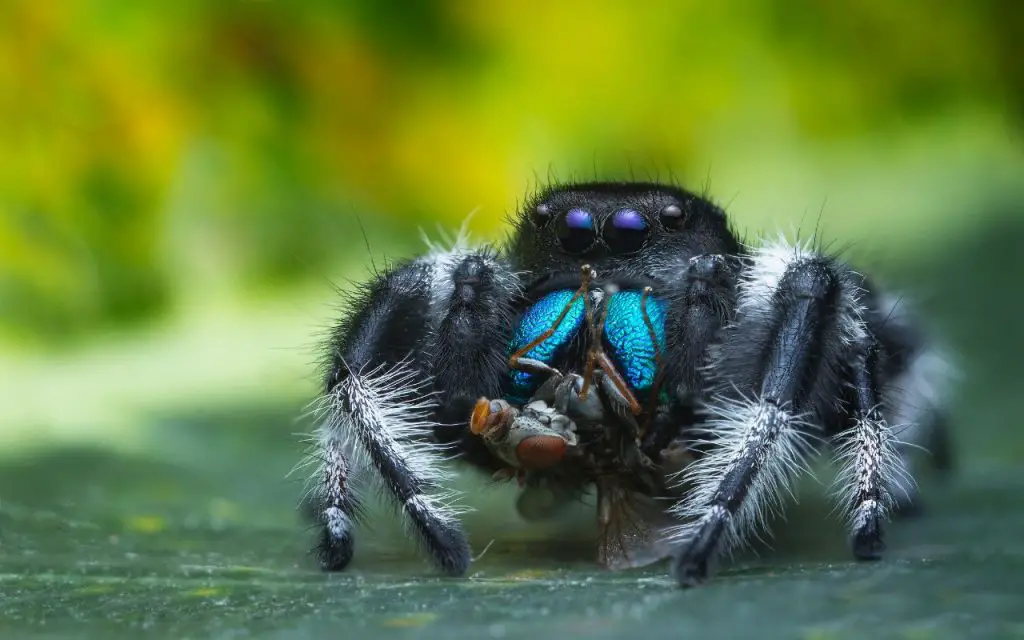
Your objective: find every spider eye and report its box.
[556,208,598,254]
[602,208,648,254]
[659,203,685,230]
[531,202,552,227]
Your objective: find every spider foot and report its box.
[851,502,886,561]
[672,507,727,588]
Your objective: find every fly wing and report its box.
[595,476,677,570]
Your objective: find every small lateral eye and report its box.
[531,202,552,227]
[659,203,685,230]
[602,208,649,254]
[555,207,598,254]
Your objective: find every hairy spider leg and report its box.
[314,249,518,576]
[841,341,904,558]
[669,246,910,588]
[640,253,735,460]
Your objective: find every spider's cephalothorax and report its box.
[308,181,952,587]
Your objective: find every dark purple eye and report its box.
[612,208,647,231]
[565,208,594,230]
[556,208,598,254]
[602,208,649,254]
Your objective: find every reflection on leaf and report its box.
[381,612,438,628]
[123,515,167,534]
[186,587,225,598]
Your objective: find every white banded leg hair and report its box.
[669,237,941,587]
[832,293,956,541]
[310,360,469,574]
[307,231,519,575]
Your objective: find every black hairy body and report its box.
[307,181,952,587]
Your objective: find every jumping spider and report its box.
[308,181,952,587]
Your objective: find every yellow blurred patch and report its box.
[208,498,242,522]
[186,587,224,598]
[123,515,167,534]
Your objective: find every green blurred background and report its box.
[1,1,1023,637]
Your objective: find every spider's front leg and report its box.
[669,242,912,587]
[313,247,517,575]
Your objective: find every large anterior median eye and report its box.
[602,208,649,253]
[556,207,598,254]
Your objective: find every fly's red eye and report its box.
[515,435,567,469]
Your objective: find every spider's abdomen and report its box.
[602,290,667,396]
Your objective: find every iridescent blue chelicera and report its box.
[602,291,667,396]
[506,289,585,403]
[505,288,668,405]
